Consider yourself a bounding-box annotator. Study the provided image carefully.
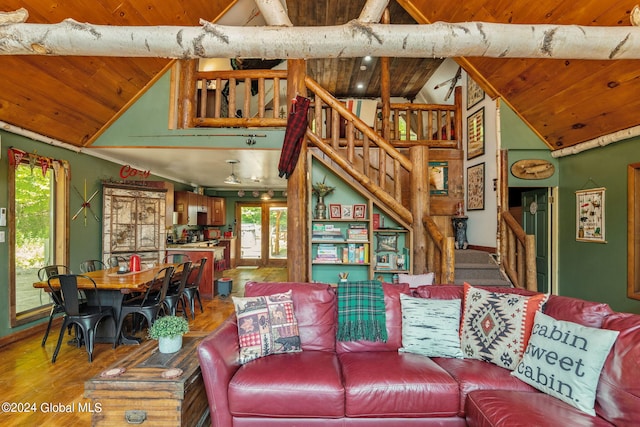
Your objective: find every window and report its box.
[9,149,69,326]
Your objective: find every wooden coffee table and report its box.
[84,333,210,426]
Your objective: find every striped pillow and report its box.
[399,294,463,358]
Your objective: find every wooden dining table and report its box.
[33,263,179,345]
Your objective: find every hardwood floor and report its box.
[0,267,287,426]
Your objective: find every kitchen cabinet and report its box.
[218,238,236,268]
[210,197,226,226]
[175,191,225,226]
[102,184,167,262]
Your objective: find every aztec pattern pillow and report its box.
[399,294,463,358]
[460,283,548,370]
[232,290,301,364]
[512,312,619,415]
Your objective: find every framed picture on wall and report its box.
[341,204,353,220]
[329,204,342,219]
[467,75,485,110]
[353,204,367,219]
[467,108,485,160]
[576,187,606,243]
[467,163,485,211]
[428,161,449,195]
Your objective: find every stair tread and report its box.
[455,262,499,269]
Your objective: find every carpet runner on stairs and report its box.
[453,249,512,287]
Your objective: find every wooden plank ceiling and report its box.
[0,0,638,151]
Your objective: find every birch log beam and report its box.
[1,17,640,60]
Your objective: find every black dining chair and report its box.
[79,259,107,273]
[48,274,116,363]
[163,261,192,319]
[38,265,73,346]
[112,265,175,348]
[182,258,207,320]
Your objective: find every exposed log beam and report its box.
[1,13,640,60]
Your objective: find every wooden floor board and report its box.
[0,267,286,426]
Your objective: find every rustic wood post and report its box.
[177,59,197,129]
[286,59,308,282]
[410,145,428,274]
[380,9,391,141]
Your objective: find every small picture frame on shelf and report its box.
[376,233,398,252]
[329,204,342,219]
[341,204,353,219]
[376,254,391,269]
[353,203,367,219]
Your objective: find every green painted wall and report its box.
[0,130,185,337]
[557,137,640,313]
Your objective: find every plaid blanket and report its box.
[337,280,387,342]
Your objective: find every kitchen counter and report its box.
[165,247,224,300]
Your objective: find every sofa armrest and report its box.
[197,316,241,427]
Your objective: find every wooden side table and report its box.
[84,333,210,426]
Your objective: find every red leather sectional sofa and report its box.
[197,282,640,426]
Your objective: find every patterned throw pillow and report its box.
[399,294,463,358]
[232,290,301,364]
[512,312,619,415]
[460,283,548,370]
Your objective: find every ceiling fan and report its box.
[224,159,241,185]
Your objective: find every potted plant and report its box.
[148,315,189,353]
[312,176,335,219]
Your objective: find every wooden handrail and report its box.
[500,211,537,291]
[424,215,455,284]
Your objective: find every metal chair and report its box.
[163,261,192,318]
[79,259,107,273]
[38,265,72,346]
[48,274,116,363]
[182,258,207,319]
[112,266,175,348]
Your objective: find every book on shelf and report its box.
[347,228,368,241]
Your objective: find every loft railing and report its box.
[191,69,288,128]
[424,215,455,284]
[500,211,537,290]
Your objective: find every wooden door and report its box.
[522,188,550,293]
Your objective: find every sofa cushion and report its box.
[399,294,463,358]
[595,312,640,425]
[544,295,613,328]
[512,312,618,416]
[339,351,459,417]
[336,282,410,353]
[434,357,537,416]
[413,284,537,300]
[229,351,344,418]
[245,282,336,351]
[398,272,435,287]
[465,390,614,427]
[460,283,548,370]
[232,290,301,364]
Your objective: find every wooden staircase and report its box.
[453,250,513,287]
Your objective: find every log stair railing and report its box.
[500,211,537,291]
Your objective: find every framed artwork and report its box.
[467,75,485,110]
[341,204,353,220]
[376,233,398,252]
[329,204,342,219]
[467,163,485,211]
[428,161,449,195]
[467,108,485,160]
[576,187,606,243]
[353,203,367,219]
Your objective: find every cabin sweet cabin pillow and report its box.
[512,311,618,415]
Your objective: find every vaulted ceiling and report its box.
[1,0,638,182]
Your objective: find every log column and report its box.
[286,59,308,282]
[410,145,428,274]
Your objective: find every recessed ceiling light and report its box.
[360,65,367,71]
[364,56,372,62]
[357,83,364,89]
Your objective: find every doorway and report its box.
[509,187,554,294]
[236,201,287,267]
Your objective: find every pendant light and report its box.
[224,159,241,185]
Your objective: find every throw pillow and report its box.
[512,311,619,415]
[399,294,463,358]
[460,283,548,370]
[398,272,435,288]
[232,290,301,364]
